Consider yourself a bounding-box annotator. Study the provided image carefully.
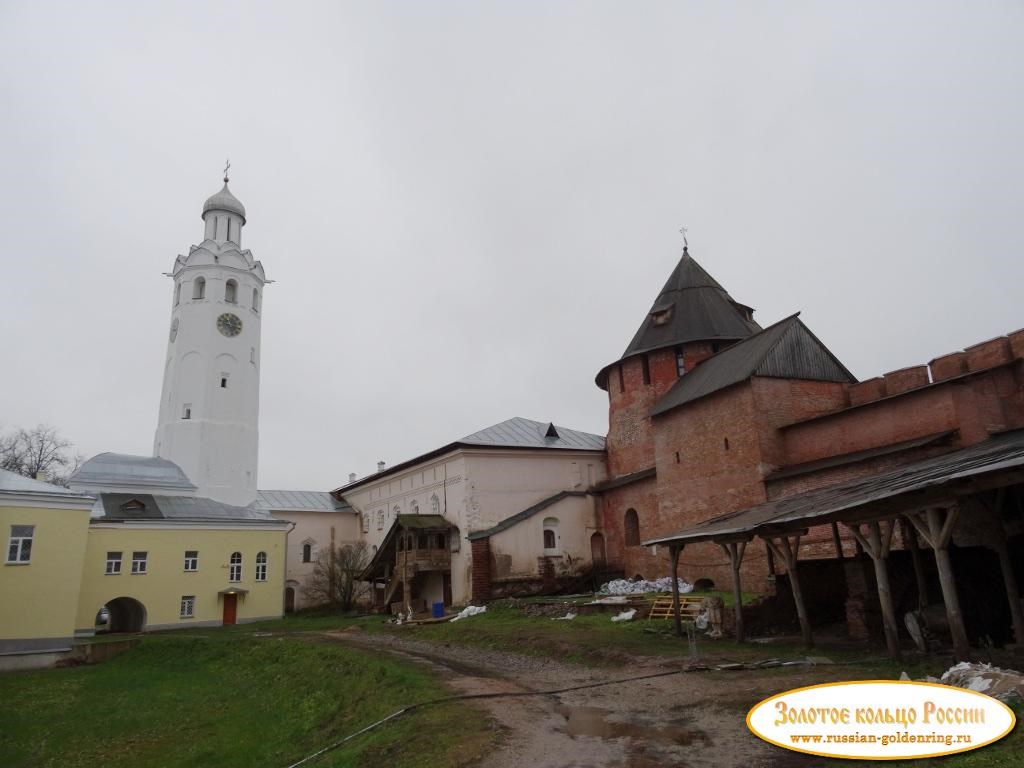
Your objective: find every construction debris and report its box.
[450,605,487,622]
[599,577,694,596]
[552,612,577,621]
[611,609,638,622]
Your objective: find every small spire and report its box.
[223,158,231,184]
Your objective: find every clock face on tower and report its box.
[217,313,243,337]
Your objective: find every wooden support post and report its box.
[719,540,748,642]
[845,520,901,660]
[669,544,684,639]
[902,518,930,609]
[983,491,1024,646]
[830,522,845,561]
[907,507,969,660]
[763,534,813,648]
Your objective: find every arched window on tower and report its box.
[624,509,640,546]
[252,288,259,313]
[225,279,238,304]
[193,276,206,300]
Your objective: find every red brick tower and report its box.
[595,246,761,572]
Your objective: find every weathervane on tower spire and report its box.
[223,159,231,183]
[679,226,689,251]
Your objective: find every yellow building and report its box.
[0,469,94,667]
[75,493,289,634]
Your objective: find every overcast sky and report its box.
[2,2,1022,491]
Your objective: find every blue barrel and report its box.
[431,601,445,618]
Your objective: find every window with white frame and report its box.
[542,517,559,552]
[184,550,198,572]
[431,494,440,515]
[180,595,195,618]
[255,551,267,582]
[131,551,148,574]
[229,551,242,582]
[376,510,384,530]
[7,525,34,563]
[106,551,123,574]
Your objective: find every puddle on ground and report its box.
[555,704,709,747]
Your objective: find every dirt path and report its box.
[325,629,821,768]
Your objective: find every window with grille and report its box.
[7,525,34,563]
[180,595,195,618]
[229,551,242,582]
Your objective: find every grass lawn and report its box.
[0,628,493,768]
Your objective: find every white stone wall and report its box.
[268,509,362,611]
[341,448,606,605]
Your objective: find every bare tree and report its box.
[302,542,371,611]
[0,424,82,487]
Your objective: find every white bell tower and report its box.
[153,171,267,506]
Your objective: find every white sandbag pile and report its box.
[940,662,1024,704]
[450,605,487,622]
[599,577,694,596]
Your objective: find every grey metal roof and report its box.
[335,417,605,495]
[468,490,588,540]
[0,468,92,498]
[596,248,762,389]
[644,429,1024,547]
[97,493,277,522]
[70,453,197,491]
[255,489,351,513]
[460,417,606,451]
[202,181,246,221]
[651,315,856,417]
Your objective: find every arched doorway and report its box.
[104,597,147,633]
[284,587,296,613]
[590,532,607,567]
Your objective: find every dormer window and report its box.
[651,306,673,326]
[675,348,686,377]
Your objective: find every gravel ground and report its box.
[326,629,825,768]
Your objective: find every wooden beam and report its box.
[720,540,748,642]
[925,507,970,660]
[762,534,813,648]
[843,521,902,659]
[902,518,931,609]
[831,522,845,560]
[669,544,684,639]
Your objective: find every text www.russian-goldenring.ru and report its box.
[790,732,973,747]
